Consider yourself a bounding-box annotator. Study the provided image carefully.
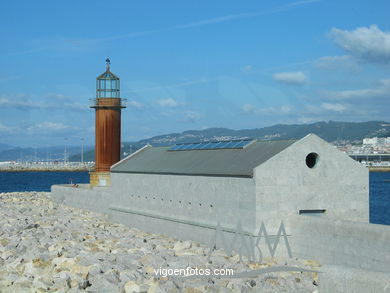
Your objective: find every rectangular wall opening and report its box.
[299,209,326,216]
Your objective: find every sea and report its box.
[0,171,389,225]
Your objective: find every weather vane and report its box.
[106,57,111,70]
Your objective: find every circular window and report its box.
[306,152,319,168]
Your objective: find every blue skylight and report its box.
[169,139,254,151]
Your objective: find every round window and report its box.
[306,152,319,168]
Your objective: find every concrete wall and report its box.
[319,265,390,293]
[51,175,258,247]
[110,172,256,233]
[254,134,369,230]
[51,184,111,215]
[286,214,390,273]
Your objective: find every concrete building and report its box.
[363,137,390,146]
[108,133,368,233]
[52,133,390,293]
[52,133,369,246]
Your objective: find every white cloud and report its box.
[329,25,390,63]
[157,98,178,108]
[326,78,390,100]
[185,111,201,122]
[314,55,360,72]
[127,100,144,110]
[242,104,292,115]
[321,103,346,112]
[63,102,88,111]
[241,65,253,72]
[0,94,41,109]
[298,117,320,124]
[44,93,69,101]
[242,104,256,113]
[0,94,88,111]
[0,122,11,133]
[27,122,71,134]
[273,71,307,85]
[280,105,292,113]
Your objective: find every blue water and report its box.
[0,171,89,193]
[0,171,389,225]
[369,172,390,225]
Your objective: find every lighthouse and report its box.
[90,58,126,186]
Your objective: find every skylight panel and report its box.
[169,139,254,151]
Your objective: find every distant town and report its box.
[335,137,390,169]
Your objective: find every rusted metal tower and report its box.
[90,58,126,186]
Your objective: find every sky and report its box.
[0,0,390,148]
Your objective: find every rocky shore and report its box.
[0,192,320,292]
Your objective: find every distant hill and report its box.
[69,120,390,162]
[0,143,14,152]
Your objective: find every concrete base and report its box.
[319,265,390,293]
[51,184,390,293]
[89,171,111,187]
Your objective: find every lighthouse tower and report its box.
[90,58,126,186]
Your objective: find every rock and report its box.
[183,288,203,293]
[7,257,24,272]
[88,263,103,276]
[11,276,32,288]
[52,256,77,268]
[124,280,140,293]
[0,250,13,260]
[69,275,87,289]
[52,270,72,289]
[32,277,51,290]
[23,261,40,276]
[0,280,13,287]
[173,241,192,252]
[103,269,120,284]
[79,279,92,290]
[87,275,119,292]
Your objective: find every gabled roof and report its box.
[111,139,297,178]
[97,70,119,80]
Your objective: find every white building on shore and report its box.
[53,133,369,248]
[52,133,390,293]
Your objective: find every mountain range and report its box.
[1,121,389,162]
[70,120,390,162]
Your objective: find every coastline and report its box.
[0,168,91,172]
[368,167,390,172]
[1,167,389,172]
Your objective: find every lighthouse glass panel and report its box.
[96,73,120,98]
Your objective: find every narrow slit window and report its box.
[299,209,326,215]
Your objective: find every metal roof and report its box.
[111,139,297,178]
[97,70,119,80]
